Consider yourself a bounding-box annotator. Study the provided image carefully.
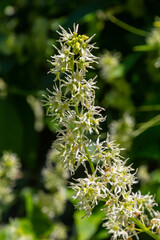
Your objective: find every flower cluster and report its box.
[45,25,160,240]
[147,17,160,47]
[109,113,135,149]
[35,148,68,219]
[49,24,98,76]
[151,213,160,234]
[0,218,35,240]
[146,17,160,68]
[44,24,105,174]
[135,17,160,69]
[0,152,21,215]
[99,50,121,81]
[99,50,133,113]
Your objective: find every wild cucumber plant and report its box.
[44,24,160,240]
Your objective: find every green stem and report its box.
[133,114,160,137]
[137,105,160,112]
[73,53,96,173]
[74,106,95,174]
[107,14,148,37]
[75,105,79,117]
[131,217,160,240]
[84,146,95,174]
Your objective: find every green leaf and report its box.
[29,204,52,237]
[74,206,105,240]
[94,229,110,240]
[22,188,34,218]
[22,188,52,238]
[67,188,75,203]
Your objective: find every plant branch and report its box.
[131,217,160,240]
[107,13,148,37]
[133,114,160,137]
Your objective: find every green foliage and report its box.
[74,206,108,240]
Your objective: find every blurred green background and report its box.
[0,0,160,239]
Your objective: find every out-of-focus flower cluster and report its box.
[0,218,36,240]
[0,149,68,240]
[99,50,133,113]
[135,16,160,69]
[147,21,160,46]
[99,50,121,81]
[0,152,20,211]
[137,165,150,185]
[49,222,67,240]
[44,25,160,240]
[27,95,44,132]
[0,78,7,99]
[99,51,135,151]
[34,148,68,219]
[109,113,135,149]
[147,17,160,68]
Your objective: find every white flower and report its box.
[54,127,88,173]
[151,212,160,233]
[57,24,79,42]
[103,220,130,240]
[133,191,157,217]
[71,170,107,216]
[43,85,70,123]
[49,24,98,75]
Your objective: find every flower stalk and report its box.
[44,24,160,240]
[131,217,160,240]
